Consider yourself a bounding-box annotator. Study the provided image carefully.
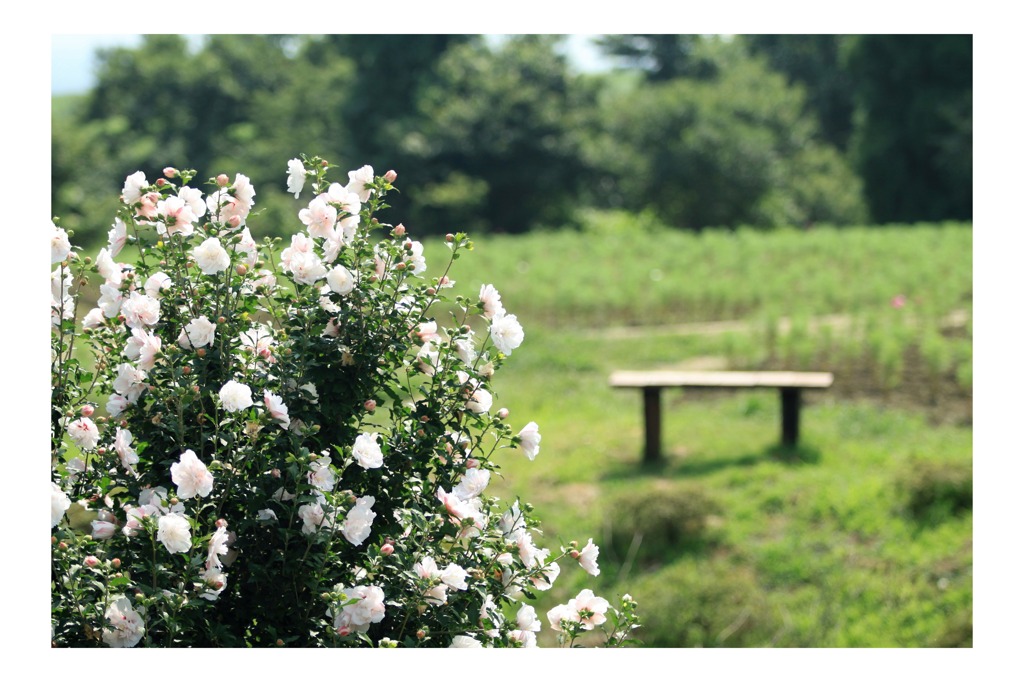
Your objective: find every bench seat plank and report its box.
[609,370,833,390]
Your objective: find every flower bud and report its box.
[395,262,406,271]
[156,178,166,187]
[384,169,398,183]
[466,458,479,469]
[217,316,227,324]
[163,167,178,178]
[363,399,376,412]
[114,572,123,579]
[196,348,206,358]
[393,224,406,237]
[152,414,162,425]
[569,550,580,559]
[416,429,426,438]
[228,215,242,228]
[58,542,68,550]
[497,408,509,420]
[81,405,95,417]
[97,447,107,456]
[569,540,578,548]
[419,415,430,423]
[321,160,329,168]
[111,558,121,569]
[170,497,179,506]
[236,264,247,276]
[216,174,229,187]
[426,287,436,295]
[270,468,281,478]
[445,233,455,242]
[182,366,191,375]
[84,556,100,568]
[380,543,394,556]
[216,518,228,528]
[416,629,426,640]
[51,536,57,545]
[276,639,285,646]
[336,626,350,637]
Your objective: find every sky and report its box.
[51,34,611,96]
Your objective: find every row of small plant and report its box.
[50,157,639,647]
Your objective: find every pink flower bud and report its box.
[384,169,398,183]
[336,626,350,637]
[236,264,248,275]
[445,233,455,242]
[216,174,230,187]
[497,408,509,420]
[80,405,95,417]
[216,518,228,528]
[111,558,121,569]
[466,458,479,469]
[163,167,178,178]
[393,224,406,237]
[426,287,436,295]
[228,215,242,228]
[155,178,166,187]
[569,550,580,559]
[364,399,377,412]
[84,556,100,568]
[380,543,394,556]
[439,276,450,286]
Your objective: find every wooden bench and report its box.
[609,370,834,463]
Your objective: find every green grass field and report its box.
[420,220,972,647]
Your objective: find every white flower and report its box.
[67,417,100,450]
[193,237,231,274]
[403,239,427,274]
[308,455,336,492]
[288,250,327,286]
[98,283,123,318]
[102,596,145,648]
[416,320,442,344]
[51,482,71,528]
[325,183,362,240]
[219,380,253,412]
[200,566,228,601]
[326,265,356,295]
[490,312,524,355]
[454,337,477,365]
[342,496,376,546]
[449,635,483,648]
[440,563,469,591]
[298,501,331,535]
[466,387,492,414]
[236,227,258,268]
[578,538,600,576]
[82,307,105,329]
[157,514,192,554]
[332,584,386,635]
[453,468,490,501]
[280,232,313,270]
[352,432,383,469]
[178,186,207,218]
[113,428,138,473]
[51,223,72,264]
[143,271,172,299]
[122,171,148,204]
[107,218,128,257]
[171,449,214,500]
[299,197,338,239]
[124,328,161,370]
[113,363,147,403]
[91,512,118,540]
[263,390,290,428]
[518,421,541,461]
[106,393,129,417]
[571,589,610,630]
[516,604,542,633]
[207,524,230,570]
[529,555,560,591]
[95,248,122,284]
[479,283,505,320]
[178,316,217,349]
[345,164,374,202]
[120,292,161,329]
[257,509,278,522]
[417,342,439,376]
[287,158,306,198]
[156,195,197,237]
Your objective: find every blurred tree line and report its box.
[52,34,971,246]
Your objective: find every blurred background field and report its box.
[52,34,972,647]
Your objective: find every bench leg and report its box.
[643,387,662,463]
[780,387,801,447]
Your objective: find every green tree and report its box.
[844,35,972,223]
[744,35,856,150]
[595,34,719,81]
[407,36,592,233]
[589,48,867,230]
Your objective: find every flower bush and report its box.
[50,156,640,647]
